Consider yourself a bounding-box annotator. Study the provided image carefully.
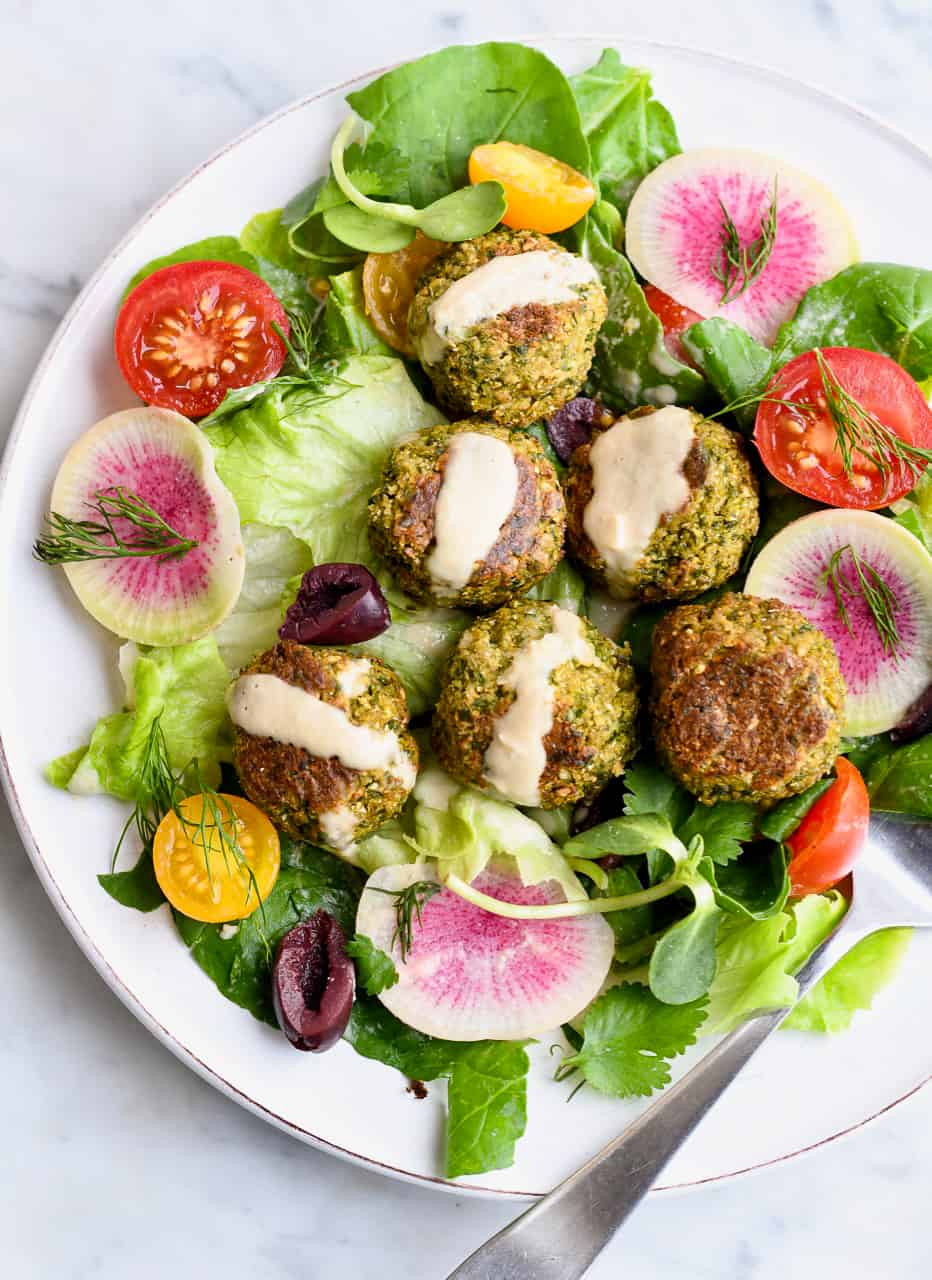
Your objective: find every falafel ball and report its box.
[367,421,566,608]
[229,641,417,854]
[408,228,607,428]
[431,599,638,809]
[651,593,845,806]
[565,406,760,602]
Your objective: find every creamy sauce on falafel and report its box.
[318,805,358,851]
[482,606,597,807]
[227,674,415,786]
[583,406,696,593]
[425,431,519,596]
[419,250,599,365]
[336,658,372,698]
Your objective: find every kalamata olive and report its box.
[272,911,355,1052]
[279,563,390,645]
[891,683,932,744]
[545,397,614,464]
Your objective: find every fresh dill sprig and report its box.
[35,487,197,566]
[813,349,932,495]
[111,715,181,871]
[710,180,779,305]
[174,764,264,914]
[274,302,324,378]
[372,879,442,962]
[821,543,901,657]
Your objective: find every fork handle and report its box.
[446,916,866,1280]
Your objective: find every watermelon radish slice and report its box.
[356,863,614,1041]
[745,509,932,736]
[625,148,858,345]
[49,406,244,646]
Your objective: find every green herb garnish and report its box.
[34,486,197,565]
[111,714,180,872]
[821,542,901,656]
[372,879,443,962]
[174,766,265,915]
[711,180,779,305]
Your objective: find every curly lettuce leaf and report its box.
[202,354,444,571]
[47,637,230,801]
[571,49,679,213]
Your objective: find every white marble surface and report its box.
[3,2,932,1276]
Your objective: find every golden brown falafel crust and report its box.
[367,421,566,608]
[233,641,417,849]
[408,228,607,428]
[650,593,845,806]
[565,409,759,602]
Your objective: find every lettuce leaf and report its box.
[202,354,443,573]
[785,927,912,1032]
[47,637,231,801]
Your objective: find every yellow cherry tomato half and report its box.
[153,793,280,923]
[362,231,446,355]
[468,142,596,234]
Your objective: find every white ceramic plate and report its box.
[2,36,930,1200]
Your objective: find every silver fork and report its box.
[448,812,932,1280]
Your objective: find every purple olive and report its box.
[891,683,932,744]
[545,397,614,464]
[272,911,355,1052]
[279,563,390,646]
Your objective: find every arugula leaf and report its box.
[622,760,692,830]
[446,1041,530,1179]
[580,210,706,412]
[345,935,399,996]
[98,848,165,913]
[786,927,912,1033]
[679,800,756,867]
[571,49,679,213]
[346,42,592,208]
[559,984,707,1098]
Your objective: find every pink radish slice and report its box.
[625,148,858,345]
[356,863,614,1041]
[50,407,244,646]
[745,509,932,736]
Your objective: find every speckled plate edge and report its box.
[2,33,930,1201]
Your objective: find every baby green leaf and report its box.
[345,934,399,996]
[648,874,721,1004]
[700,843,790,921]
[415,182,507,241]
[446,1041,530,1179]
[557,984,707,1098]
[563,813,687,864]
[322,204,415,253]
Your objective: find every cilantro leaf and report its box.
[446,1041,530,1179]
[622,760,692,829]
[559,985,707,1098]
[679,800,757,866]
[345,934,399,996]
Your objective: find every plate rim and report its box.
[2,33,930,1202]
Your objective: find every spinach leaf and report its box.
[446,1042,530,1179]
[759,777,835,842]
[558,984,706,1097]
[580,211,706,412]
[682,317,774,430]
[344,994,461,1080]
[98,848,165,913]
[594,864,654,946]
[570,49,679,213]
[239,209,321,319]
[865,734,932,817]
[700,842,790,921]
[773,263,932,379]
[174,845,364,1025]
[123,236,261,299]
[345,935,398,996]
[679,800,757,867]
[346,42,592,208]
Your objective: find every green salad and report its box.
[37,41,932,1181]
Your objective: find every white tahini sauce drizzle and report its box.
[318,805,359,851]
[582,406,696,595]
[227,674,414,787]
[425,432,519,596]
[337,658,372,698]
[482,607,598,807]
[418,250,599,365]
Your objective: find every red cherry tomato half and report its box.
[786,757,870,896]
[643,285,703,369]
[754,347,932,509]
[115,261,289,418]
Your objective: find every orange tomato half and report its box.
[153,793,280,922]
[468,142,596,234]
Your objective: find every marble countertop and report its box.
[3,1,932,1276]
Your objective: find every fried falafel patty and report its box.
[431,599,638,809]
[565,406,760,602]
[408,228,607,428]
[651,593,845,806]
[367,421,566,608]
[228,641,417,855]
